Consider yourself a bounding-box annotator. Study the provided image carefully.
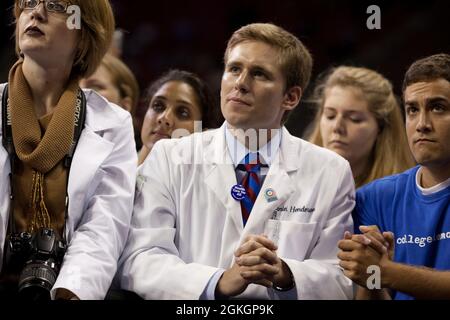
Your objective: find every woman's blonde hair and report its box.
[14,0,115,78]
[100,54,140,116]
[307,66,415,188]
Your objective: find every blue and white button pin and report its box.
[264,188,278,203]
[231,184,246,201]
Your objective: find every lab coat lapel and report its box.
[0,146,10,208]
[243,128,301,236]
[242,155,295,236]
[66,127,113,239]
[0,146,11,269]
[0,84,11,261]
[204,124,244,233]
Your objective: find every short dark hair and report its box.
[403,53,450,92]
[145,69,222,129]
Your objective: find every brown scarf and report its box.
[8,60,78,232]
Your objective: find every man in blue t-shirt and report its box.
[338,53,450,299]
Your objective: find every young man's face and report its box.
[404,78,450,168]
[220,40,297,131]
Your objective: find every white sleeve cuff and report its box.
[200,269,226,300]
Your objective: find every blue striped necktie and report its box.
[237,153,264,226]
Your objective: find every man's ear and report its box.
[282,86,302,111]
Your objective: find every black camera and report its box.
[5,228,67,301]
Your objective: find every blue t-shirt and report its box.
[353,166,450,300]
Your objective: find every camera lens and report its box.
[18,261,58,301]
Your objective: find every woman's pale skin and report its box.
[18,3,79,118]
[138,80,203,165]
[320,85,379,181]
[79,65,133,112]
[17,4,80,299]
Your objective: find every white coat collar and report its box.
[204,122,302,171]
[82,89,130,132]
[224,122,281,167]
[204,123,303,236]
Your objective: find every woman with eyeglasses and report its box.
[0,0,137,300]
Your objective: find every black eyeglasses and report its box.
[19,0,70,13]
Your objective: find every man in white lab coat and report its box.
[119,23,355,299]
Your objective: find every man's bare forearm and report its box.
[382,261,450,299]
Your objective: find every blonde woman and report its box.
[80,53,141,148]
[80,53,140,115]
[307,66,415,187]
[0,0,136,300]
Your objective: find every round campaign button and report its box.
[231,184,246,201]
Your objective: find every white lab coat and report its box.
[119,124,355,299]
[0,84,137,299]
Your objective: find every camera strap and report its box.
[1,84,87,243]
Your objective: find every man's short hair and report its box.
[224,23,313,124]
[403,53,450,92]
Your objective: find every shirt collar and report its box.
[416,166,450,195]
[225,122,282,167]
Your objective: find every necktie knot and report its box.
[236,153,266,173]
[237,163,260,173]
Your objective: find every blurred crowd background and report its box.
[1,0,448,137]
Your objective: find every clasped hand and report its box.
[216,234,293,298]
[337,225,395,288]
